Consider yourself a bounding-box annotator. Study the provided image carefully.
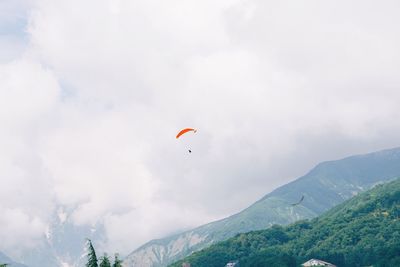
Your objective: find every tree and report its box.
[99,253,111,267]
[0,264,8,267]
[84,239,122,267]
[86,239,98,267]
[112,253,123,267]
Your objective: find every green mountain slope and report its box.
[170,177,400,267]
[123,147,400,267]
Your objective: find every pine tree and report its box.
[112,253,123,267]
[99,253,111,267]
[86,239,98,267]
[0,264,8,267]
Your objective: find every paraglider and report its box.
[176,128,197,153]
[291,195,305,206]
[176,128,197,139]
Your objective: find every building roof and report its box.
[302,258,336,267]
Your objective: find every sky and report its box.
[1,0,400,256]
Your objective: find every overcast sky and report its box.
[1,0,400,256]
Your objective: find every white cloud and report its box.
[38,108,160,225]
[102,201,216,254]
[0,58,60,253]
[0,207,46,253]
[1,0,400,255]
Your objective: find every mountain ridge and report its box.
[170,177,400,267]
[10,205,106,267]
[123,147,400,267]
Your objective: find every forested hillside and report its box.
[171,178,400,267]
[126,147,400,267]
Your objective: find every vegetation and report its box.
[99,254,111,267]
[86,239,123,267]
[127,148,400,267]
[170,178,400,267]
[112,254,123,267]
[86,239,99,267]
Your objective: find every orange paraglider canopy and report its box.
[176,128,197,139]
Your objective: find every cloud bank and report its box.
[1,0,400,255]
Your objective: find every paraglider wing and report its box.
[291,195,305,206]
[176,128,197,139]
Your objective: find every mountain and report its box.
[12,206,106,267]
[123,147,400,267]
[0,251,28,267]
[170,177,400,267]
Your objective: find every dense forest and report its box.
[171,178,400,267]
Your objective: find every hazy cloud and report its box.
[1,0,400,256]
[0,59,60,254]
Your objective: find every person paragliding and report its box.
[176,128,197,153]
[176,128,197,138]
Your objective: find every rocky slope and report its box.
[123,147,400,267]
[13,206,106,267]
